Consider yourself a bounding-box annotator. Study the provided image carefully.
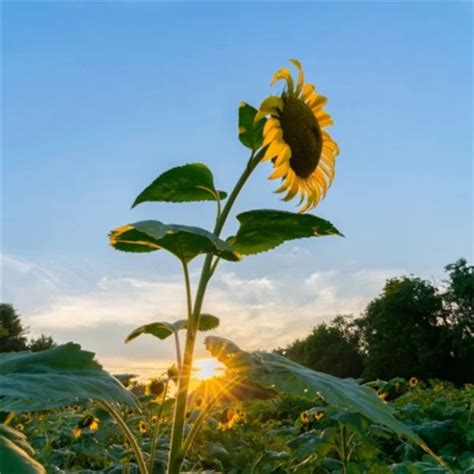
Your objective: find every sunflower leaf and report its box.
[0,426,46,474]
[192,314,220,332]
[109,221,241,263]
[204,336,427,450]
[132,163,227,208]
[0,343,138,412]
[228,209,343,255]
[125,321,186,343]
[238,102,266,151]
[125,314,220,344]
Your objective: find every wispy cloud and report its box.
[2,253,408,373]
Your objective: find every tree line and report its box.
[276,259,473,385]
[0,303,56,352]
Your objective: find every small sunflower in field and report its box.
[73,415,99,439]
[145,378,165,400]
[15,423,24,432]
[300,411,310,424]
[138,420,147,434]
[217,408,240,431]
[256,59,339,212]
[377,390,388,401]
[151,415,159,426]
[409,377,418,388]
[314,410,325,421]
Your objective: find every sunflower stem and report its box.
[99,401,148,474]
[148,380,169,472]
[167,149,263,474]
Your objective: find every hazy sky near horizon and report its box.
[2,2,472,374]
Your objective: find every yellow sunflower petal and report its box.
[308,94,328,110]
[263,127,283,146]
[255,96,284,122]
[274,144,292,166]
[281,176,300,201]
[263,139,286,161]
[301,83,316,100]
[268,162,290,179]
[263,117,281,135]
[289,59,304,96]
[271,67,294,94]
[316,112,334,127]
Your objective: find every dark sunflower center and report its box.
[279,96,323,178]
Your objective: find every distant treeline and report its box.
[276,259,473,385]
[0,303,56,353]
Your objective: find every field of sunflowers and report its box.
[6,373,473,474]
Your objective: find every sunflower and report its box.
[73,415,99,439]
[256,60,339,212]
[217,408,240,431]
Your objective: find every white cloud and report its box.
[2,252,410,372]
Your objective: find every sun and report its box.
[194,358,225,381]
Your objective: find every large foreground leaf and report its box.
[0,343,138,412]
[0,425,45,474]
[229,209,343,255]
[204,336,434,455]
[132,163,227,208]
[126,314,220,343]
[238,102,266,151]
[109,221,240,263]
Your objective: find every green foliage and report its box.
[10,383,472,473]
[359,276,444,382]
[0,425,45,474]
[28,335,56,353]
[125,314,220,343]
[204,336,427,451]
[229,209,343,255]
[0,343,138,412]
[278,315,364,379]
[0,303,28,352]
[109,220,240,263]
[1,305,56,354]
[132,163,227,208]
[238,102,266,151]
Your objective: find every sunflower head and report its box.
[300,411,310,424]
[409,377,418,388]
[217,408,240,431]
[257,60,339,213]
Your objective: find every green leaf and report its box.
[126,320,186,343]
[132,163,227,207]
[238,102,266,151]
[109,221,241,263]
[125,314,220,343]
[193,314,220,332]
[0,426,46,474]
[229,209,343,255]
[0,343,138,412]
[204,336,427,450]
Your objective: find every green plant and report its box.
[106,60,445,474]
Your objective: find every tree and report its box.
[358,276,446,381]
[0,303,57,353]
[440,259,474,384]
[0,303,28,352]
[29,334,57,352]
[443,258,473,337]
[277,315,364,379]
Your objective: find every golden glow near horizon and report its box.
[194,358,225,380]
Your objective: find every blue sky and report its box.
[2,2,472,374]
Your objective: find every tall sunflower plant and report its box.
[109,60,442,474]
